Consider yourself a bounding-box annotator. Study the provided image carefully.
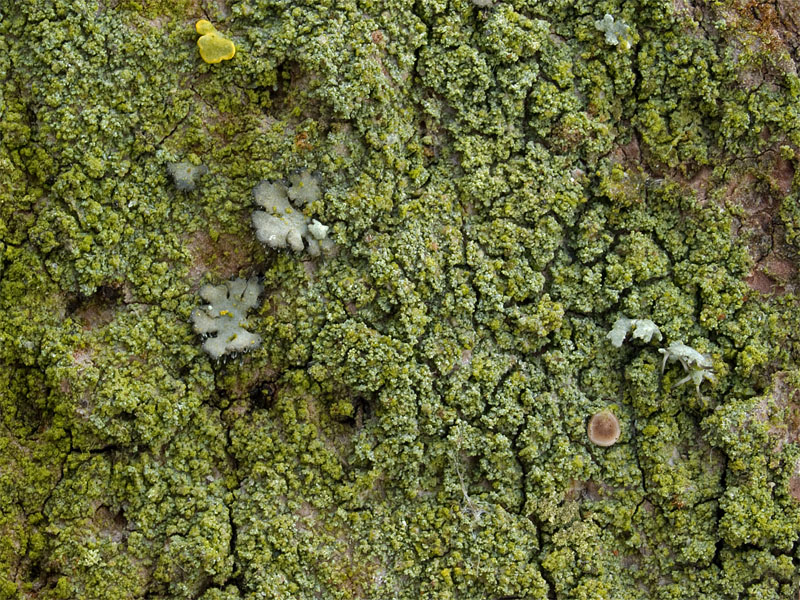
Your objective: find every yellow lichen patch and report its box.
[195,20,235,64]
[195,19,215,35]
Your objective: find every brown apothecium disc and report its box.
[588,410,620,447]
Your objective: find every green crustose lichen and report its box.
[2,0,800,598]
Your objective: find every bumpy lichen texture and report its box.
[3,0,800,598]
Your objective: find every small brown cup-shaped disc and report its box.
[588,410,620,447]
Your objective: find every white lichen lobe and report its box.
[607,317,662,347]
[659,341,716,394]
[595,14,632,51]
[167,161,208,191]
[251,171,334,256]
[191,277,262,359]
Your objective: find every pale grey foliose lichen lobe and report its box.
[251,171,333,257]
[167,161,209,191]
[659,341,717,393]
[607,316,662,347]
[594,13,633,50]
[191,277,262,359]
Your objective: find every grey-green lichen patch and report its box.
[191,277,262,359]
[3,0,800,598]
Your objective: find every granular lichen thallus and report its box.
[191,277,262,359]
[196,19,235,64]
[251,170,334,257]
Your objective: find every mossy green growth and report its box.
[2,0,800,598]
